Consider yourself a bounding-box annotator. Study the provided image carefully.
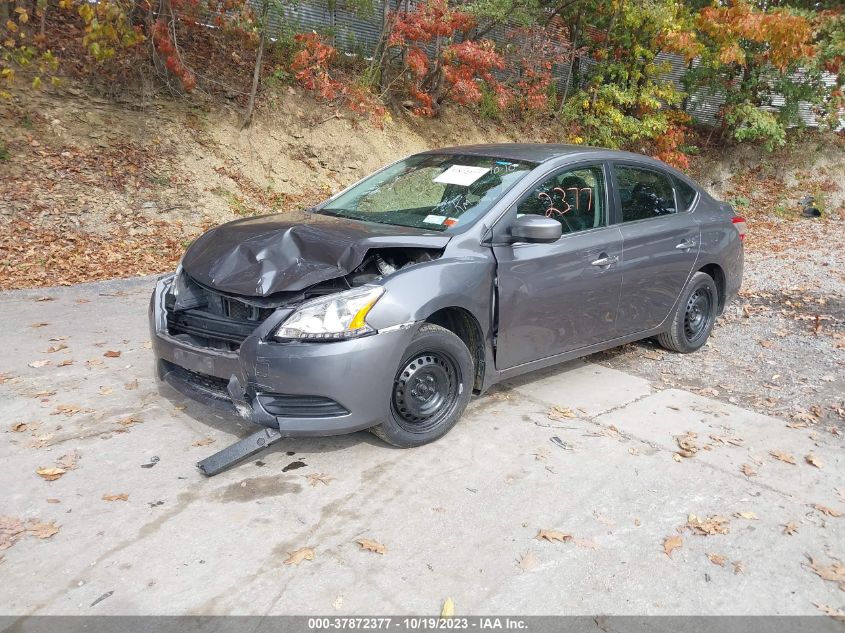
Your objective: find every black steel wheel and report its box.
[657,271,719,353]
[372,323,473,448]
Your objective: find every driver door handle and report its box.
[591,255,618,267]
[675,239,697,250]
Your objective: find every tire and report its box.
[371,323,473,448]
[657,271,718,353]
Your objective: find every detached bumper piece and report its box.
[196,427,284,476]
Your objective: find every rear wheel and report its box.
[372,323,473,448]
[657,272,718,353]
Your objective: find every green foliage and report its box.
[478,83,500,120]
[724,103,786,151]
[0,139,9,161]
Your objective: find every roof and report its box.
[421,143,606,163]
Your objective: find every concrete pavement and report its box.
[0,277,843,616]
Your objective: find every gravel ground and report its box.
[594,214,845,438]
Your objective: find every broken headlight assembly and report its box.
[275,286,385,341]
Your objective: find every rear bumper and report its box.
[149,275,418,436]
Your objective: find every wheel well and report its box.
[698,263,726,312]
[425,307,485,391]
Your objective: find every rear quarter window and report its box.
[673,177,699,212]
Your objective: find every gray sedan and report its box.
[149,144,744,467]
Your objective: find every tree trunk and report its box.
[560,15,580,107]
[241,0,270,130]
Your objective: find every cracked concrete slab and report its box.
[0,278,843,617]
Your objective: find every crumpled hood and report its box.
[181,213,451,297]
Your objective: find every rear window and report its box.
[673,177,698,212]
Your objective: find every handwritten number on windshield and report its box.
[539,187,592,218]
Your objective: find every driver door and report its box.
[492,163,624,369]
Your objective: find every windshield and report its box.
[318,154,536,232]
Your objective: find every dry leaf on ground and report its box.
[26,520,60,539]
[56,452,79,470]
[814,603,845,622]
[117,416,141,427]
[706,553,727,567]
[284,547,315,566]
[734,511,758,520]
[57,359,73,367]
[517,550,539,572]
[664,535,683,558]
[783,521,799,535]
[103,350,121,358]
[732,561,745,574]
[306,473,335,487]
[740,463,757,477]
[769,450,796,465]
[813,504,843,517]
[34,296,54,302]
[440,598,455,618]
[192,437,215,447]
[28,360,51,368]
[44,343,67,353]
[805,557,845,590]
[11,422,29,432]
[98,387,113,396]
[687,514,730,535]
[357,538,387,554]
[536,529,572,543]
[548,405,576,420]
[102,493,129,502]
[675,431,699,458]
[124,378,139,390]
[805,453,824,469]
[30,322,48,328]
[52,404,81,416]
[36,467,66,481]
[571,537,600,549]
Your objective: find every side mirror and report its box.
[510,215,562,244]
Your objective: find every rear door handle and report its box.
[591,255,618,267]
[675,239,697,250]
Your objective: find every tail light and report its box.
[732,216,746,241]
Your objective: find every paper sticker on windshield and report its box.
[423,214,447,225]
[433,165,490,187]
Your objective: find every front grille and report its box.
[165,274,275,350]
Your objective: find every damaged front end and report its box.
[149,241,444,473]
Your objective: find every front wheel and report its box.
[657,271,718,353]
[371,323,473,448]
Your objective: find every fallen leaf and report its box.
[440,597,455,618]
[687,514,730,535]
[117,416,141,427]
[86,358,104,367]
[628,447,639,456]
[706,553,727,567]
[536,529,572,543]
[142,341,152,349]
[52,404,81,416]
[740,463,757,477]
[102,493,128,502]
[56,451,79,471]
[663,534,683,558]
[28,360,51,368]
[805,453,824,469]
[770,450,796,465]
[103,351,121,358]
[36,467,66,481]
[357,538,387,554]
[571,537,600,549]
[98,387,113,396]
[44,343,67,353]
[734,511,758,520]
[783,521,799,535]
[332,595,343,610]
[805,557,845,588]
[592,511,614,526]
[30,322,49,328]
[46,499,60,504]
[0,373,12,384]
[675,431,699,457]
[34,296,54,302]
[124,378,139,390]
[548,405,576,420]
[814,603,845,622]
[813,504,843,517]
[517,550,539,572]
[191,437,216,447]
[57,359,73,367]
[27,520,59,539]
[284,547,315,565]
[732,561,745,574]
[306,472,335,487]
[11,422,29,432]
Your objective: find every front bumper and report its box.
[149,275,418,436]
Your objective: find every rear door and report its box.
[611,163,700,335]
[492,162,623,369]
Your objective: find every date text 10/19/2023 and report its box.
[307,618,528,630]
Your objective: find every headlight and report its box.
[275,286,385,341]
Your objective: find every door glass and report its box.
[673,176,698,212]
[516,165,606,235]
[615,166,678,222]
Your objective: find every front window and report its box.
[319,154,536,232]
[516,164,607,235]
